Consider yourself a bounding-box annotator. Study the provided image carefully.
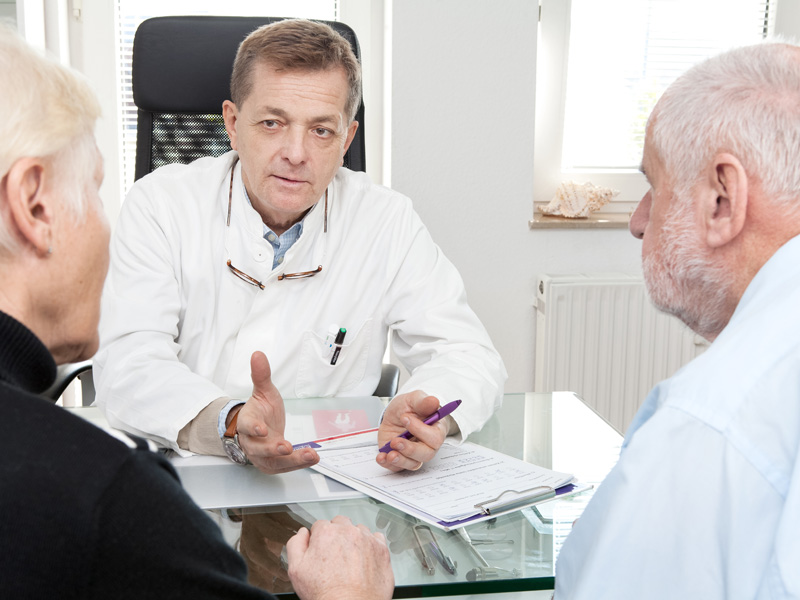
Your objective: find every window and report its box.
[115,0,337,203]
[0,1,17,28]
[534,0,777,216]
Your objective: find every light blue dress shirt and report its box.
[245,182,304,269]
[555,235,800,599]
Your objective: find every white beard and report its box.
[642,197,734,340]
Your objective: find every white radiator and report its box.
[534,273,709,434]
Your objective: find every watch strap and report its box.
[224,407,241,439]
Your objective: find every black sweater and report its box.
[0,310,273,599]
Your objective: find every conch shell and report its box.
[540,181,619,218]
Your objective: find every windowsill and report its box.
[529,204,631,229]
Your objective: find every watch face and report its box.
[224,437,249,466]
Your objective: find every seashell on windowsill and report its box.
[539,181,619,218]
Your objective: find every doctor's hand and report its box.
[376,391,452,472]
[233,351,319,474]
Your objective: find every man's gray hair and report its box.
[231,19,362,123]
[0,25,101,254]
[649,41,800,207]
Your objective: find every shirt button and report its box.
[252,244,267,262]
[277,256,284,264]
[267,233,277,242]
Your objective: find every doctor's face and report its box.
[223,61,358,234]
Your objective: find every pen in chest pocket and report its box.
[330,327,347,365]
[323,324,339,357]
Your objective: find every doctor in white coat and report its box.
[95,19,506,474]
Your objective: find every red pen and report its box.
[293,427,379,450]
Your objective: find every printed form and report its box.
[311,432,577,528]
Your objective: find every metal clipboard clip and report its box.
[474,485,556,516]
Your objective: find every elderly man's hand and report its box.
[287,516,394,600]
[376,391,450,472]
[234,351,319,474]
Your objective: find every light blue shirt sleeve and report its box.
[217,399,246,438]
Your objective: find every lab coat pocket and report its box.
[294,318,373,397]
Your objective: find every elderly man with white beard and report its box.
[553,42,800,599]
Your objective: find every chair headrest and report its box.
[132,16,361,114]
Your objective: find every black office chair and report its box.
[41,360,95,405]
[44,361,398,402]
[43,16,398,402]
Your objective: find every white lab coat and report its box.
[95,152,506,452]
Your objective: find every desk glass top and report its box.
[177,392,622,598]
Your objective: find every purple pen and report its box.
[378,399,462,454]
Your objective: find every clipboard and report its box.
[314,475,590,531]
[307,432,592,530]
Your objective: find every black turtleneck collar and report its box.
[0,310,57,394]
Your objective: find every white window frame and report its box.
[532,0,800,218]
[533,0,646,217]
[13,0,71,63]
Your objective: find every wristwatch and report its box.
[223,409,249,465]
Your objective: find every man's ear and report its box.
[341,120,359,163]
[222,100,239,151]
[702,152,748,248]
[3,157,54,256]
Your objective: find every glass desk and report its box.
[169,392,623,598]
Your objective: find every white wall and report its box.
[391,0,642,393]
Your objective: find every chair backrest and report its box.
[131,16,366,180]
[41,360,94,406]
[44,360,395,404]
[374,364,400,398]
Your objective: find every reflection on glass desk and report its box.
[172,392,622,599]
